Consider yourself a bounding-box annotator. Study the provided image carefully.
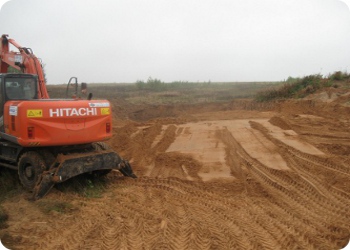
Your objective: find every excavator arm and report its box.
[0,34,49,99]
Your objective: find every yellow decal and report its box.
[27,109,43,118]
[101,108,110,115]
[28,142,41,146]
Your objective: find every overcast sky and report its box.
[1,0,350,84]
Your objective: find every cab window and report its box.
[5,77,38,100]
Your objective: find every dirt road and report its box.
[1,93,350,249]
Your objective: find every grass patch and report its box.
[36,200,75,214]
[0,168,23,229]
[0,168,24,229]
[0,168,23,202]
[55,174,108,198]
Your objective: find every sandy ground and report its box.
[2,89,350,249]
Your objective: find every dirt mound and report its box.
[268,116,292,130]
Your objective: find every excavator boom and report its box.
[1,34,49,98]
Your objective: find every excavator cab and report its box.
[0,73,38,132]
[3,74,38,100]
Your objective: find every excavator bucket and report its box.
[32,150,136,200]
[32,172,56,200]
[118,160,137,178]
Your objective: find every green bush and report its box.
[255,74,327,102]
[135,80,146,90]
[134,77,165,91]
[329,71,350,81]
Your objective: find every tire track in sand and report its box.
[218,123,350,249]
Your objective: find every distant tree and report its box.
[329,71,350,81]
[7,66,21,73]
[135,80,146,89]
[6,64,48,83]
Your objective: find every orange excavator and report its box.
[0,34,136,199]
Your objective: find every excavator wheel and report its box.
[18,151,47,190]
[91,142,114,176]
[92,142,111,151]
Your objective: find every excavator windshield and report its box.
[5,75,38,100]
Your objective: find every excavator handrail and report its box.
[66,76,78,98]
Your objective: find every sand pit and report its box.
[1,97,350,249]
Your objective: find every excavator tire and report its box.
[18,151,47,190]
[92,142,111,151]
[91,142,113,176]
